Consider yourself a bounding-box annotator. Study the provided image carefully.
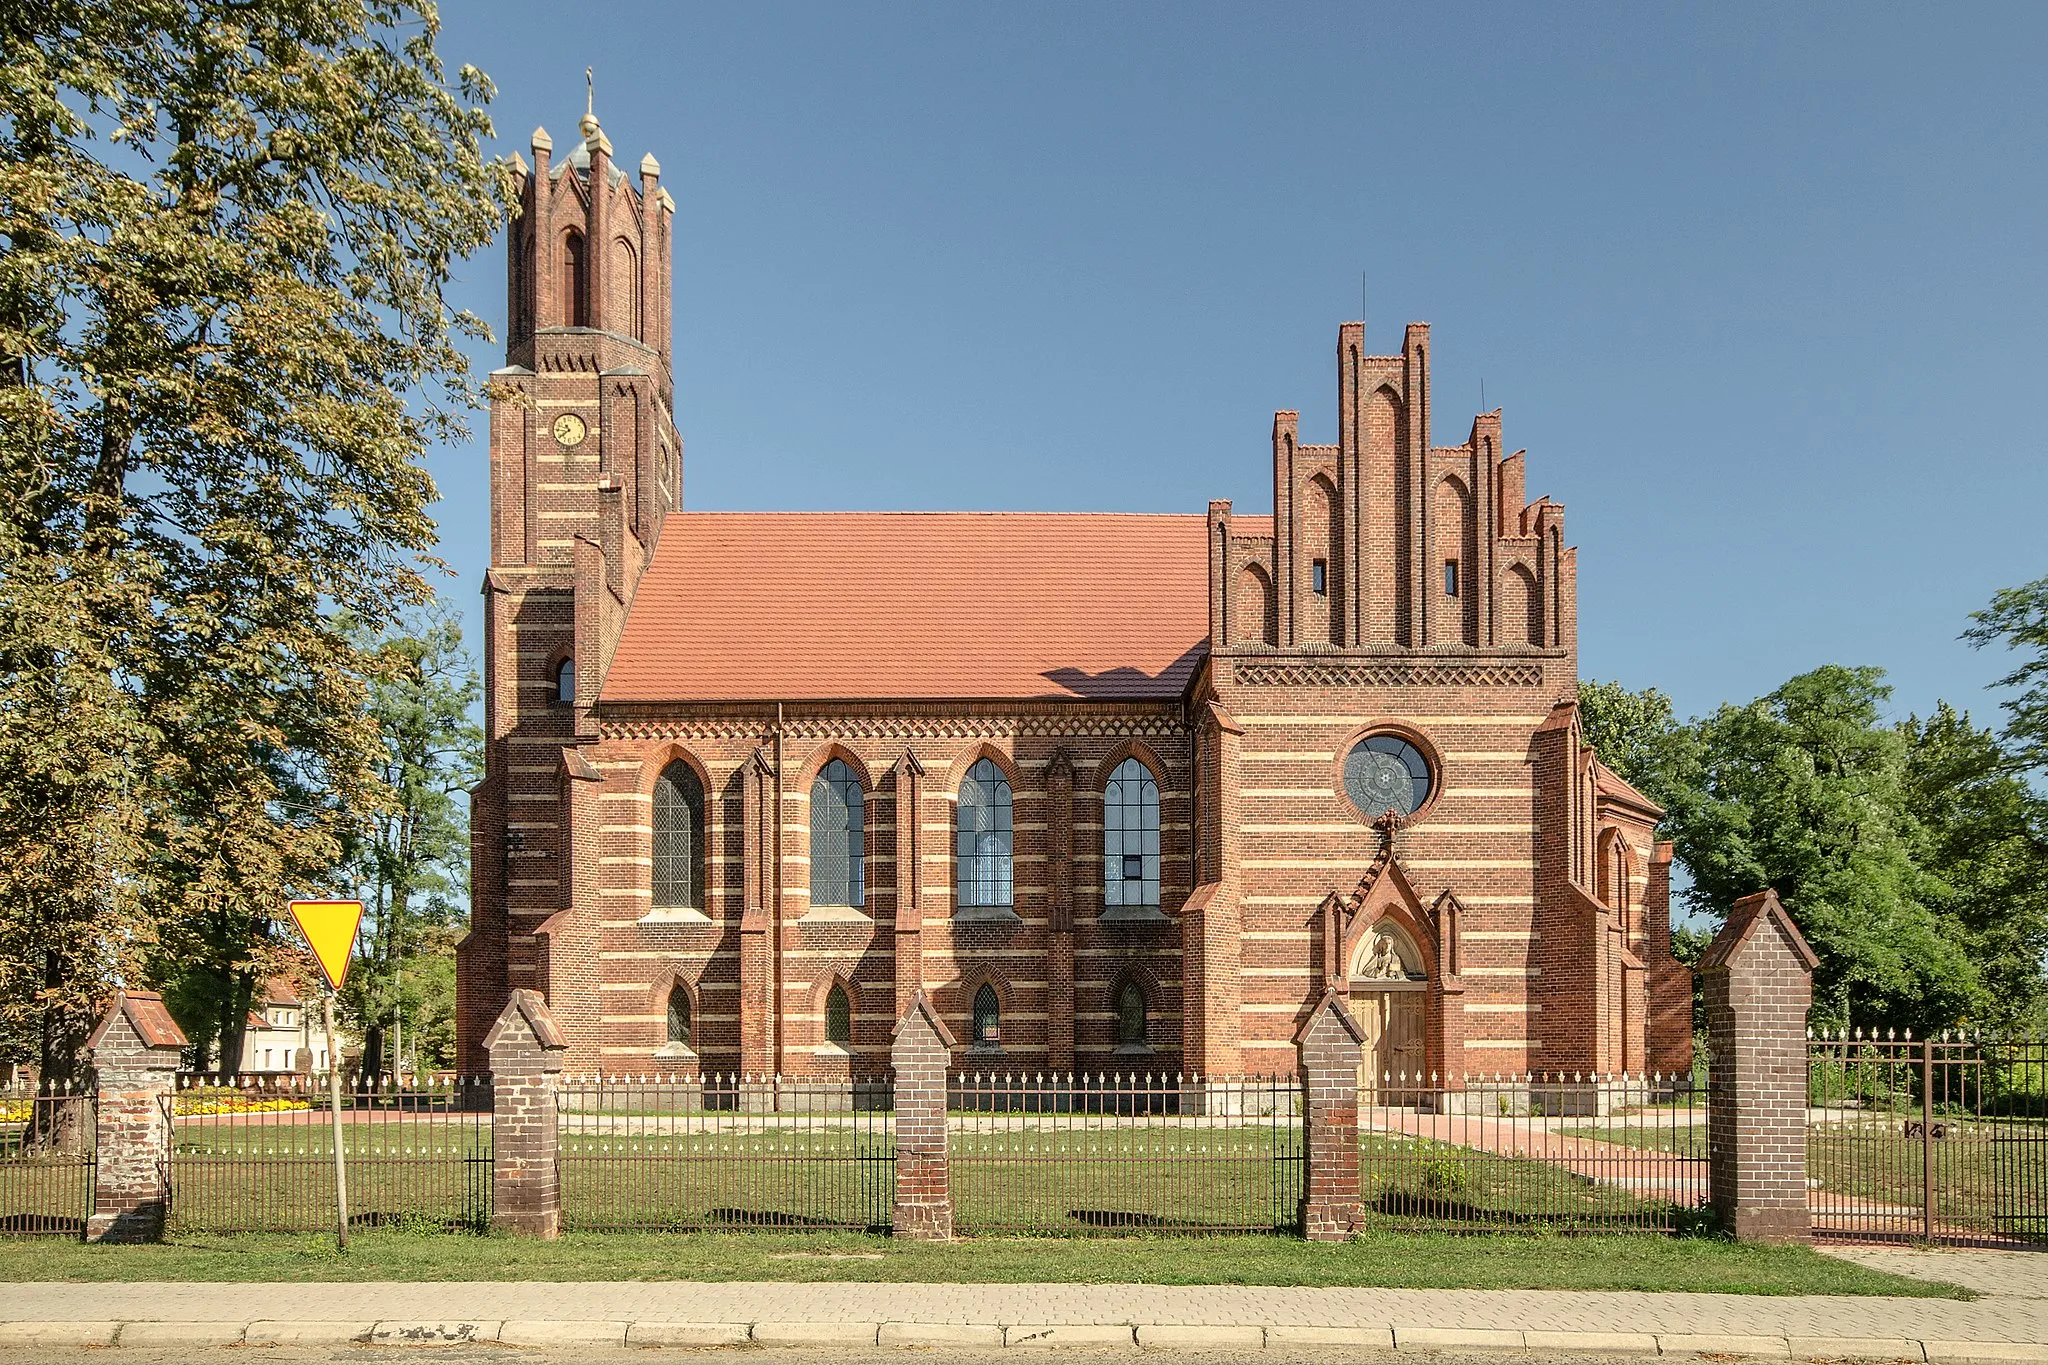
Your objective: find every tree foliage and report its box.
[337,602,481,1077]
[0,0,504,1078]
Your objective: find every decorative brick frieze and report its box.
[86,990,186,1243]
[1231,661,1547,688]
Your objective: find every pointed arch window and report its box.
[810,758,865,908]
[1104,757,1161,911]
[824,983,852,1046]
[665,984,692,1047]
[971,983,1001,1049]
[562,229,589,328]
[652,762,705,910]
[955,758,1014,909]
[555,656,574,705]
[1115,979,1148,1049]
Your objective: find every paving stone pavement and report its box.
[1820,1247,2048,1300]
[2,1270,2048,1357]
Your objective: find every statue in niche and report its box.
[1357,931,1418,981]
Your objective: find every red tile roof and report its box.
[602,512,1222,703]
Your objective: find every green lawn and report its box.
[0,1227,1968,1296]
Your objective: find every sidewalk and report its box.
[0,1248,2042,1358]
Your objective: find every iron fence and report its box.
[946,1071,1303,1235]
[166,1074,492,1234]
[1356,1071,1706,1234]
[1809,1032,2047,1245]
[0,1085,94,1237]
[557,1073,895,1232]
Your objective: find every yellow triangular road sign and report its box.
[289,900,364,992]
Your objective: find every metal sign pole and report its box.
[326,991,350,1251]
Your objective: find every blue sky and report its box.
[426,1,2047,729]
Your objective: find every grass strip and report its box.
[0,1228,1965,1296]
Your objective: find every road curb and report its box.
[499,1319,631,1347]
[113,1322,248,1348]
[752,1321,885,1348]
[366,1319,502,1346]
[0,1316,2041,1358]
[1006,1324,1139,1348]
[1137,1324,1267,1350]
[243,1320,375,1346]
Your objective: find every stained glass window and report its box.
[1342,734,1433,818]
[955,758,1014,908]
[811,759,865,908]
[825,984,852,1045]
[665,984,691,1046]
[652,762,704,909]
[972,983,1000,1046]
[1116,980,1147,1047]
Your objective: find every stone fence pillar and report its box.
[86,990,187,1242]
[486,989,567,1237]
[1701,889,1819,1243]
[891,990,956,1239]
[1296,990,1366,1241]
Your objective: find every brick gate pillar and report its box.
[86,990,187,1242]
[891,989,957,1240]
[486,988,568,1237]
[1701,889,1819,1244]
[1296,989,1366,1241]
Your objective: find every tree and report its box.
[0,1,504,1082]
[1967,575,2048,784]
[336,602,481,1079]
[1577,678,1691,808]
[1901,703,2048,1030]
[1665,665,1977,1033]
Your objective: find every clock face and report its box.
[552,413,587,448]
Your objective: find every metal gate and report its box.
[0,1087,95,1237]
[1809,1032,2047,1244]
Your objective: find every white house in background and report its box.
[236,977,337,1074]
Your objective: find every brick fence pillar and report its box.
[891,989,957,1239]
[1701,889,1819,1244]
[486,988,568,1237]
[1296,989,1366,1241]
[86,990,187,1242]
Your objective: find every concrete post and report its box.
[1701,889,1819,1244]
[485,988,568,1237]
[86,990,187,1242]
[891,989,957,1240]
[1296,989,1366,1241]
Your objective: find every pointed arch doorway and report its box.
[1348,922,1427,1105]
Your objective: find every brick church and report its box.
[455,104,1693,1091]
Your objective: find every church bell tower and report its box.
[457,88,681,1071]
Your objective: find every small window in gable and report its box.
[1444,559,1460,597]
[1311,559,1328,595]
[825,984,852,1045]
